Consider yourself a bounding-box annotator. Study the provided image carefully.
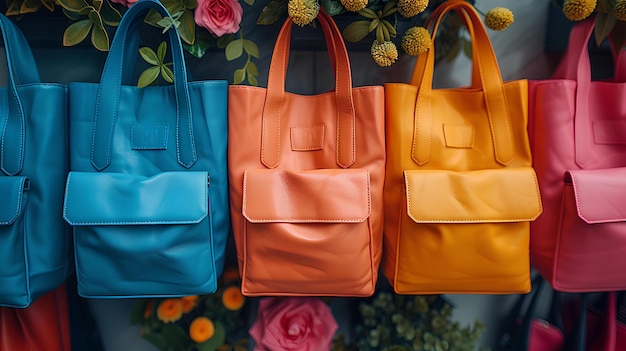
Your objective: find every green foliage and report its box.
[343,4,397,44]
[256,0,287,25]
[144,0,196,45]
[137,41,175,88]
[225,35,260,86]
[58,0,120,51]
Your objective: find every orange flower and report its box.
[143,300,153,319]
[181,295,199,313]
[222,286,245,311]
[189,316,215,343]
[156,299,184,323]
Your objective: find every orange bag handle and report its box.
[410,0,514,166]
[261,10,356,169]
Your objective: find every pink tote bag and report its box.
[528,16,626,292]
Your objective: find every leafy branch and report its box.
[137,41,175,88]
[224,32,260,86]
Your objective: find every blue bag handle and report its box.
[0,13,41,176]
[91,0,196,171]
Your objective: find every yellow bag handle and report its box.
[410,0,515,166]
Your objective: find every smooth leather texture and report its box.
[67,0,229,297]
[383,0,538,294]
[528,320,564,351]
[0,13,71,308]
[528,16,626,292]
[0,285,71,351]
[228,10,385,296]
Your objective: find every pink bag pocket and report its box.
[555,168,626,292]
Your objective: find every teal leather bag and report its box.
[0,14,72,307]
[64,0,230,298]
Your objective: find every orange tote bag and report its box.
[383,0,542,294]
[228,11,386,297]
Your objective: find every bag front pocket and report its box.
[395,167,542,294]
[63,171,216,298]
[554,168,626,292]
[0,177,30,307]
[241,168,375,296]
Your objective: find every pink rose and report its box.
[194,0,243,37]
[249,297,339,351]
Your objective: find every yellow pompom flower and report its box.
[371,39,398,67]
[189,317,215,343]
[398,0,428,18]
[615,0,626,21]
[562,0,597,21]
[401,26,431,56]
[485,7,514,30]
[340,0,367,12]
[288,0,319,26]
[156,299,183,323]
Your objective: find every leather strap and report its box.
[90,0,196,171]
[0,13,41,176]
[410,0,514,166]
[261,10,355,168]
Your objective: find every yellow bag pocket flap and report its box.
[404,167,542,223]
[243,168,371,223]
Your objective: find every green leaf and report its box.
[594,12,617,46]
[233,68,246,84]
[63,19,92,46]
[225,39,243,61]
[161,324,189,351]
[445,38,461,62]
[357,8,378,19]
[320,0,344,16]
[19,0,41,14]
[161,65,174,83]
[87,9,104,29]
[160,0,185,15]
[40,0,55,11]
[156,16,181,32]
[6,0,24,16]
[246,61,259,76]
[144,9,164,26]
[195,322,226,351]
[139,47,159,65]
[183,0,197,9]
[184,31,215,58]
[157,41,167,62]
[242,39,260,58]
[91,24,110,51]
[248,73,258,86]
[256,0,287,25]
[216,34,235,49]
[100,0,122,26]
[129,299,148,325]
[463,38,472,58]
[62,8,84,21]
[178,9,196,45]
[92,0,102,12]
[57,0,89,12]
[243,0,254,5]
[343,21,372,42]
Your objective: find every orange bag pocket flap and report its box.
[566,168,626,224]
[243,168,371,223]
[404,167,542,223]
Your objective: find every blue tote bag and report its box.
[0,14,72,308]
[65,0,230,298]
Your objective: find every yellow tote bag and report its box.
[383,0,542,294]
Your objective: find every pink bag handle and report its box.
[553,16,626,168]
[261,10,355,169]
[409,0,514,166]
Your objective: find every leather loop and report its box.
[91,0,196,171]
[553,17,596,168]
[0,14,41,176]
[410,0,514,166]
[261,10,355,168]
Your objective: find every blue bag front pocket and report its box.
[63,171,216,298]
[0,176,30,307]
